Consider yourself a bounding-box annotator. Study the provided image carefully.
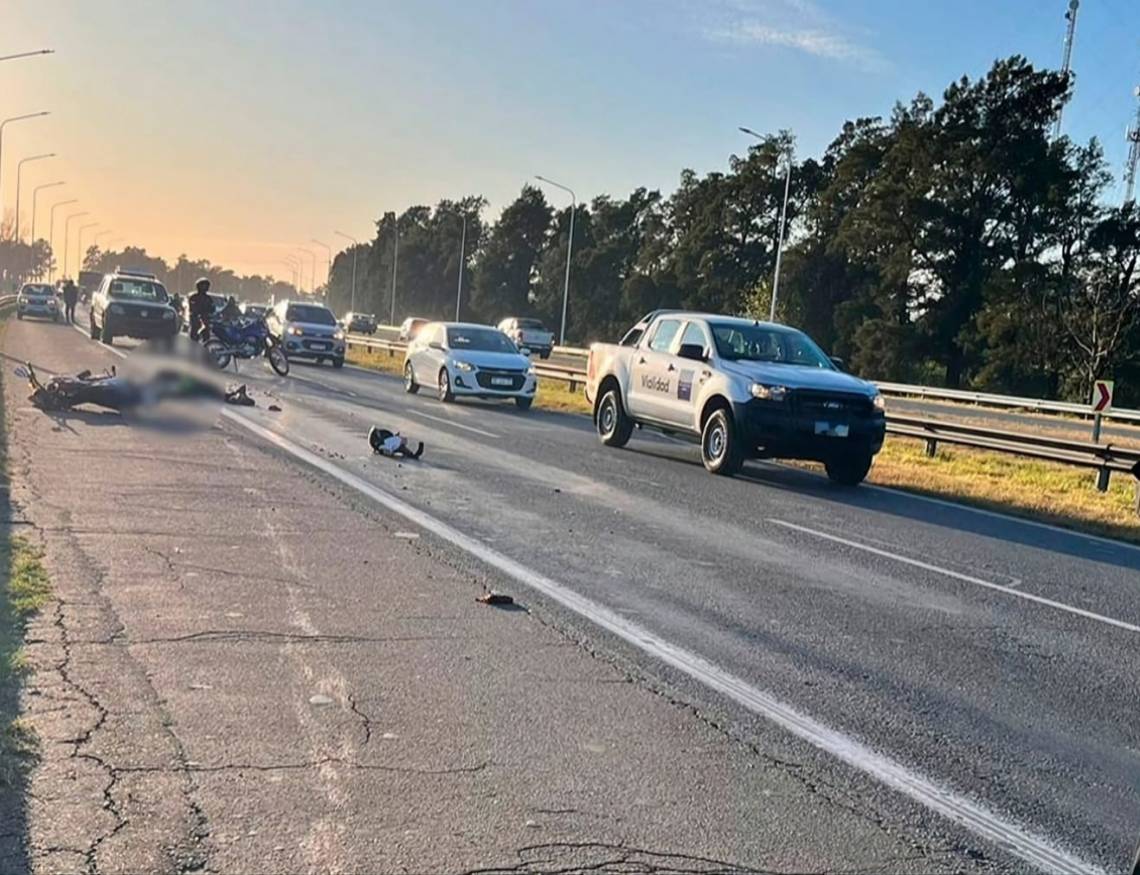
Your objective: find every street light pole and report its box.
[740,127,792,321]
[0,50,54,64]
[279,260,299,292]
[297,248,317,296]
[284,255,302,293]
[311,238,332,293]
[62,211,89,279]
[48,198,77,282]
[15,152,56,241]
[334,231,359,315]
[0,112,50,222]
[535,175,576,345]
[455,213,467,321]
[30,180,64,243]
[77,222,99,275]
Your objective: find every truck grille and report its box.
[791,390,874,418]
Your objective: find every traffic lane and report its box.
[10,321,957,875]
[232,352,1140,617]
[223,375,1140,867]
[888,396,1140,444]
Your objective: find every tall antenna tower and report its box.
[1051,0,1080,140]
[1126,86,1140,205]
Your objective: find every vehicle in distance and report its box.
[403,322,536,410]
[585,312,886,483]
[88,271,178,344]
[17,283,60,321]
[398,316,429,341]
[343,312,378,334]
[497,317,554,359]
[266,300,346,367]
[241,302,270,319]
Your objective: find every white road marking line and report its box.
[403,408,500,439]
[219,407,1102,875]
[769,518,1140,635]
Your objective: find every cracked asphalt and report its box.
[0,321,1007,873]
[6,314,1140,873]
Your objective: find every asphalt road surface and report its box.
[16,313,1140,872]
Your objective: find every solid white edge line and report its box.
[768,518,1140,635]
[219,405,1103,875]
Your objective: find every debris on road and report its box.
[268,404,282,412]
[368,426,424,459]
[477,592,514,606]
[225,384,255,406]
[308,694,334,706]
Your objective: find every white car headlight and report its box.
[871,392,885,412]
[109,304,124,315]
[526,365,536,376]
[47,299,57,308]
[750,382,787,401]
[452,360,475,372]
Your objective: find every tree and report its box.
[469,185,551,322]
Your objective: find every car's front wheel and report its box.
[701,408,744,476]
[332,356,344,369]
[89,314,99,340]
[438,368,454,403]
[404,361,419,394]
[100,320,114,345]
[824,448,873,486]
[596,388,633,447]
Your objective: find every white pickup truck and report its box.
[585,311,887,483]
[497,317,555,359]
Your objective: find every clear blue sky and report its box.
[6,0,1140,277]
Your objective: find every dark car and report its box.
[89,271,178,344]
[343,312,378,335]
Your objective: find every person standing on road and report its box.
[62,279,78,324]
[188,277,213,342]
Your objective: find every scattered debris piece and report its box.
[189,683,213,691]
[525,820,541,829]
[368,426,424,459]
[477,592,514,606]
[380,732,398,740]
[224,384,255,406]
[393,532,420,540]
[308,694,334,706]
[268,404,282,412]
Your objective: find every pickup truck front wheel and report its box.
[701,408,744,476]
[824,448,873,486]
[597,388,633,447]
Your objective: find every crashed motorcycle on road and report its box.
[19,362,223,413]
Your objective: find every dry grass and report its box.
[345,351,1139,543]
[345,345,404,377]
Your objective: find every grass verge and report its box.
[346,350,1139,544]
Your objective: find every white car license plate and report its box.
[491,376,513,386]
[814,421,849,437]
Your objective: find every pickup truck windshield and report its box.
[710,322,833,369]
[108,279,168,302]
[448,327,518,353]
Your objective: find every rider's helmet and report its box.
[195,277,211,293]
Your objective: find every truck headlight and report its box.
[47,299,57,308]
[750,383,787,401]
[526,365,536,376]
[452,360,474,372]
[871,392,885,412]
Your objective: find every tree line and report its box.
[326,56,1140,406]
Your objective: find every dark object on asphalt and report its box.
[19,363,224,414]
[268,404,282,412]
[476,592,514,606]
[224,384,255,406]
[368,426,424,459]
[23,363,142,412]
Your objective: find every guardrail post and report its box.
[1096,468,1111,493]
[1092,412,1103,443]
[925,438,937,458]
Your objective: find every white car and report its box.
[403,322,536,410]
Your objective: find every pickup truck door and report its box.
[626,318,682,423]
[658,320,713,429]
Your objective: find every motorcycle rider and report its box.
[188,277,214,342]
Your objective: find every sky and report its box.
[4,0,1140,284]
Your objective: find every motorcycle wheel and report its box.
[204,339,232,370]
[267,344,289,376]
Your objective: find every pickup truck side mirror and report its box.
[678,343,707,362]
[428,341,444,351]
[829,356,846,371]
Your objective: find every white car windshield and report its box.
[447,327,518,353]
[108,279,168,302]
